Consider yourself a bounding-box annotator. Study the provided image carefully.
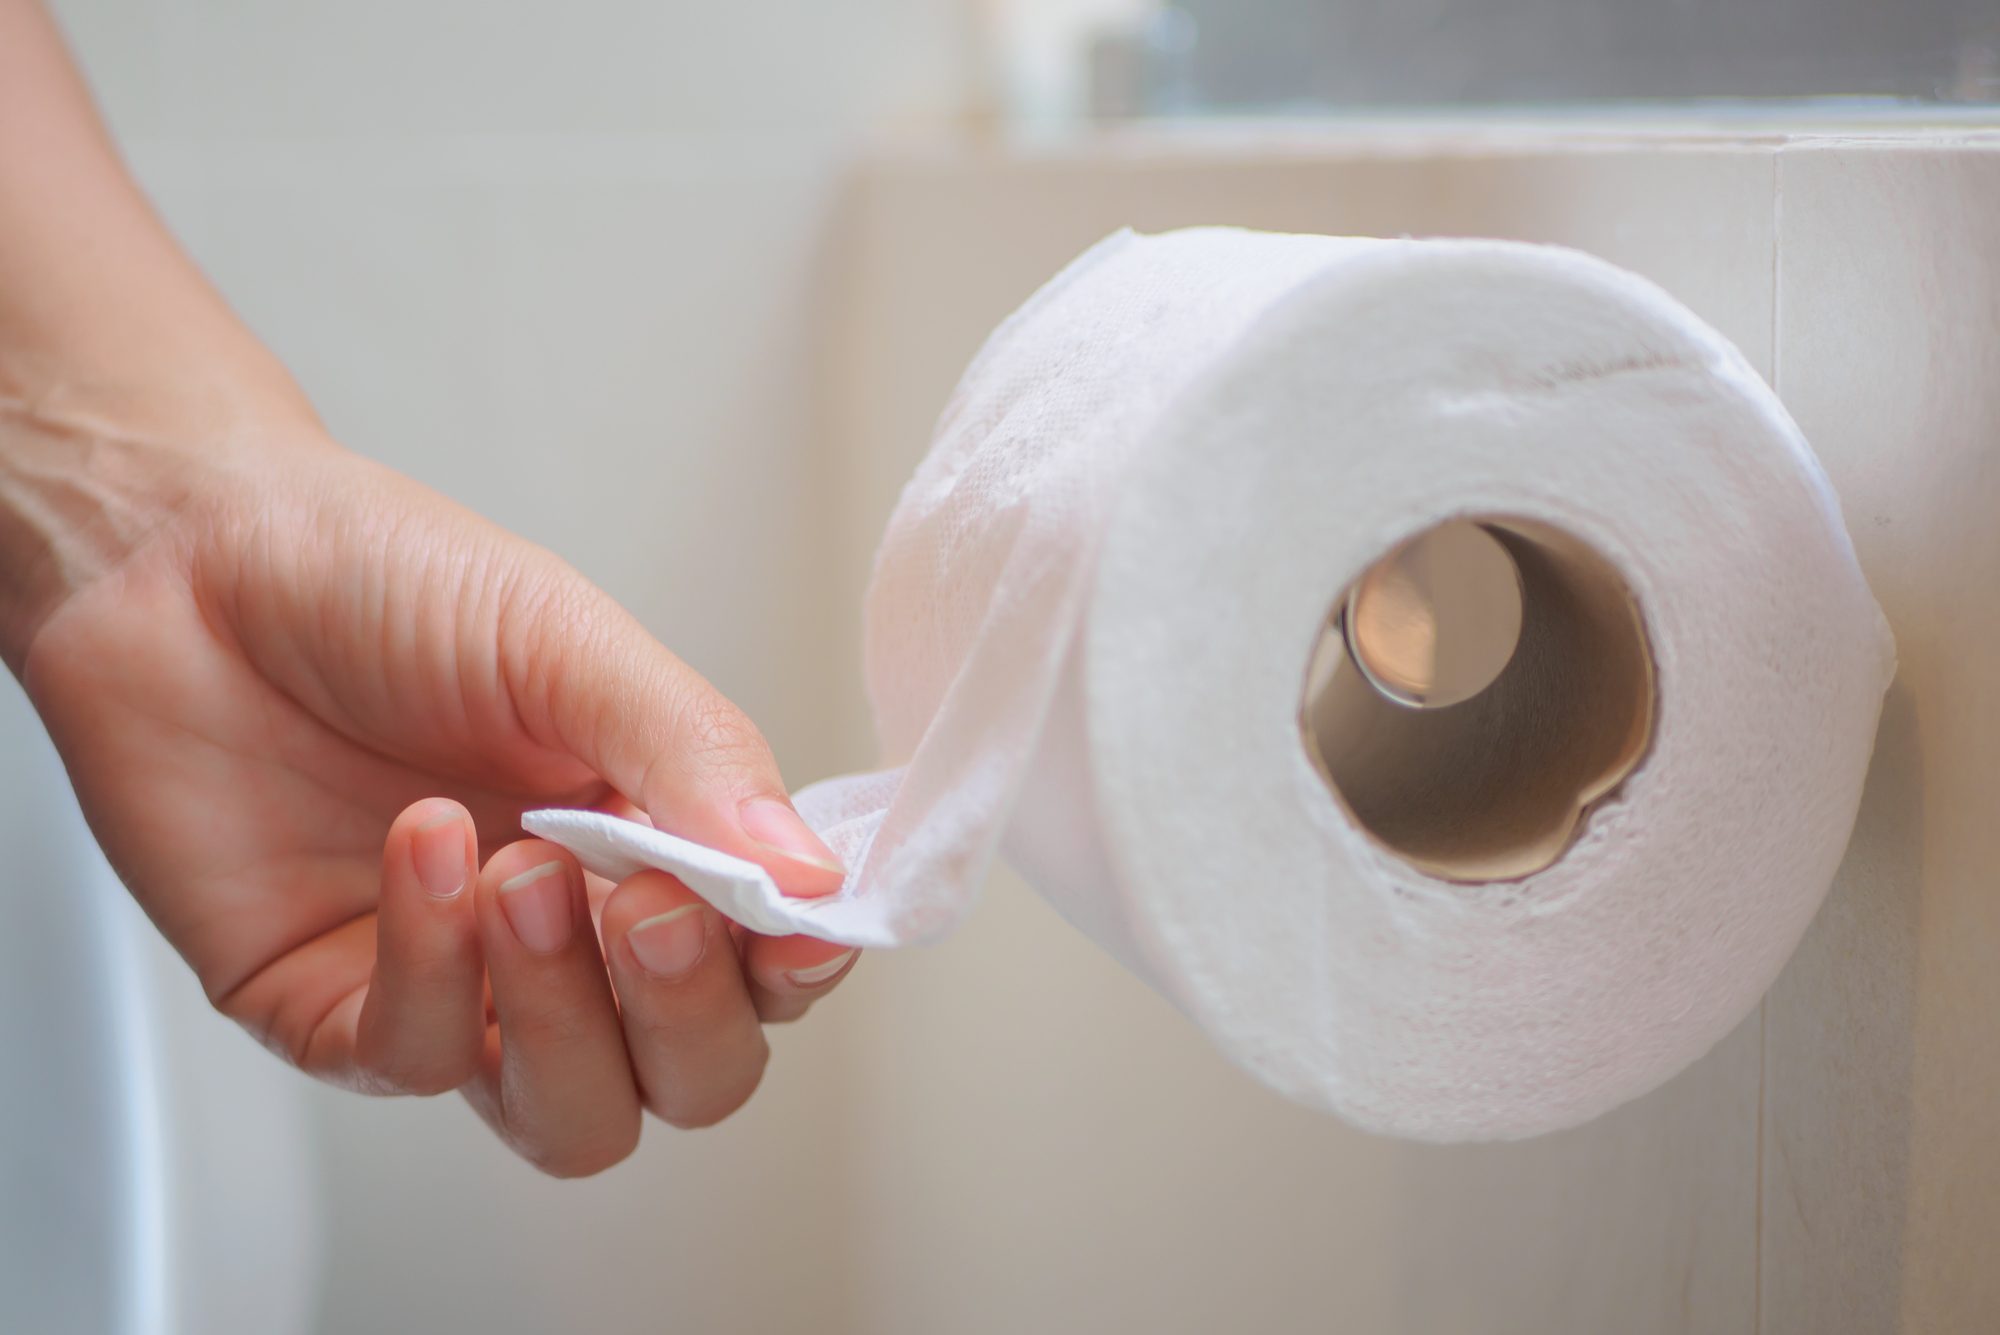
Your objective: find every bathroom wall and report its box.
[826,135,1777,1334]
[1760,139,2000,1335]
[44,2,969,1332]
[40,1,2000,1330]
[824,130,2000,1333]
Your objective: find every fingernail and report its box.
[626,904,709,979]
[411,810,467,899]
[784,950,856,989]
[498,861,574,954]
[739,797,845,875]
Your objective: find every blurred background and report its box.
[1001,0,1998,121]
[5,1,1998,1332]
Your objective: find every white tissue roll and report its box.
[530,227,1894,1141]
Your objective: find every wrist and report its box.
[0,380,328,675]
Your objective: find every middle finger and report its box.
[600,870,770,1129]
[464,840,641,1177]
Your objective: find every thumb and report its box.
[505,572,844,897]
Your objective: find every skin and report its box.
[0,0,857,1176]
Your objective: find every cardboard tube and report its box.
[1302,518,1656,882]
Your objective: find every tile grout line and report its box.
[1754,141,1785,1335]
[1755,1001,1767,1335]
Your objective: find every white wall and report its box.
[43,1,2000,1329]
[824,131,2000,1334]
[47,2,967,1331]
[827,138,1777,1334]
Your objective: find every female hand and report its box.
[13,424,859,1176]
[1,0,860,1175]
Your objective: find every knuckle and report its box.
[677,687,764,770]
[391,944,480,997]
[504,1003,598,1054]
[638,680,778,812]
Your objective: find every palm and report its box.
[25,451,619,1062]
[3,0,855,1161]
[22,445,854,1160]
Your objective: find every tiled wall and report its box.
[43,0,2000,1325]
[1763,141,2000,1335]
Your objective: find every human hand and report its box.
[12,421,858,1176]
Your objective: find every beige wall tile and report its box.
[830,140,1777,1334]
[1764,141,2000,1335]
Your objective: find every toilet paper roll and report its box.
[527,227,1894,1140]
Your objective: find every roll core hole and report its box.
[1301,518,1656,882]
